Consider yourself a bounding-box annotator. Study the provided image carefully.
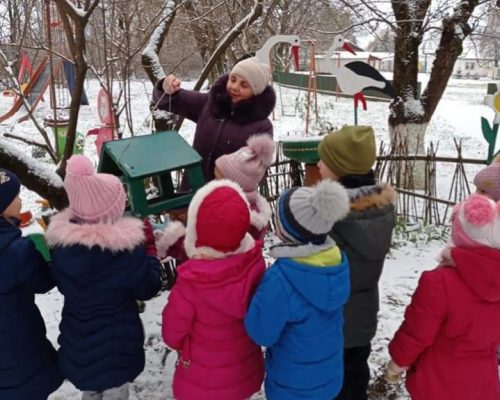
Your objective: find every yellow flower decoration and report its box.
[485,90,500,124]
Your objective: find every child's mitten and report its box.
[384,360,408,383]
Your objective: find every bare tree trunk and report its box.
[141,0,181,132]
[0,141,68,209]
[52,0,100,177]
[192,0,264,91]
[389,0,481,186]
[390,0,481,131]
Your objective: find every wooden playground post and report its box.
[305,40,318,134]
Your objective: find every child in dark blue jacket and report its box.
[0,168,63,400]
[45,155,162,400]
[245,180,351,400]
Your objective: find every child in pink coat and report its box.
[156,134,274,265]
[162,179,265,400]
[387,194,500,400]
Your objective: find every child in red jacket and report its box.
[387,193,500,400]
[162,179,265,400]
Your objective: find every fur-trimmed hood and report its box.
[332,183,396,261]
[347,183,396,213]
[46,209,145,252]
[184,180,255,259]
[208,75,276,125]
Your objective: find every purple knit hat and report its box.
[474,157,500,201]
[215,135,275,201]
[64,155,126,223]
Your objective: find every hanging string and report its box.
[136,88,173,134]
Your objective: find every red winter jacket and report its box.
[162,242,265,400]
[389,247,500,400]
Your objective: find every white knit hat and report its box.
[230,57,271,95]
[451,194,500,249]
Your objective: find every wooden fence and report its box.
[261,139,488,229]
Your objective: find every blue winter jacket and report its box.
[46,210,162,392]
[0,217,63,400]
[245,249,350,400]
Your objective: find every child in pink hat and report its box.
[474,155,500,200]
[387,193,500,400]
[45,155,162,400]
[162,179,265,400]
[156,134,274,265]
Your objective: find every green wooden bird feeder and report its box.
[98,131,204,217]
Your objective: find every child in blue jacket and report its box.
[245,180,351,400]
[45,155,162,400]
[0,169,63,399]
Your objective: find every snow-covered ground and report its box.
[0,75,497,399]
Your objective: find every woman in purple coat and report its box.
[152,57,276,183]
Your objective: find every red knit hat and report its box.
[184,180,254,259]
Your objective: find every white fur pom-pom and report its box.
[247,134,275,166]
[310,180,350,222]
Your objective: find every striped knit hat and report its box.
[275,180,350,245]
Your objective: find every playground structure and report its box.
[86,87,117,158]
[0,1,88,158]
[2,50,33,98]
[273,39,320,134]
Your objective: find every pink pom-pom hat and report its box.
[64,155,126,224]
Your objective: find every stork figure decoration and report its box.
[325,35,398,124]
[255,35,301,72]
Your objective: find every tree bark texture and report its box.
[0,148,68,210]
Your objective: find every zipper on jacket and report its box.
[207,119,225,168]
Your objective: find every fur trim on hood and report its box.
[46,209,145,252]
[208,75,276,125]
[184,180,255,259]
[348,183,396,212]
[250,194,272,230]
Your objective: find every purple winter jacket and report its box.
[152,75,275,182]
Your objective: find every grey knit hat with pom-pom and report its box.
[275,180,350,245]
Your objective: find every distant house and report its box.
[315,49,394,74]
[314,42,500,79]
[420,52,499,79]
[453,57,497,79]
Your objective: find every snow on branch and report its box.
[0,138,62,188]
[193,0,264,91]
[142,0,181,83]
[53,0,100,21]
